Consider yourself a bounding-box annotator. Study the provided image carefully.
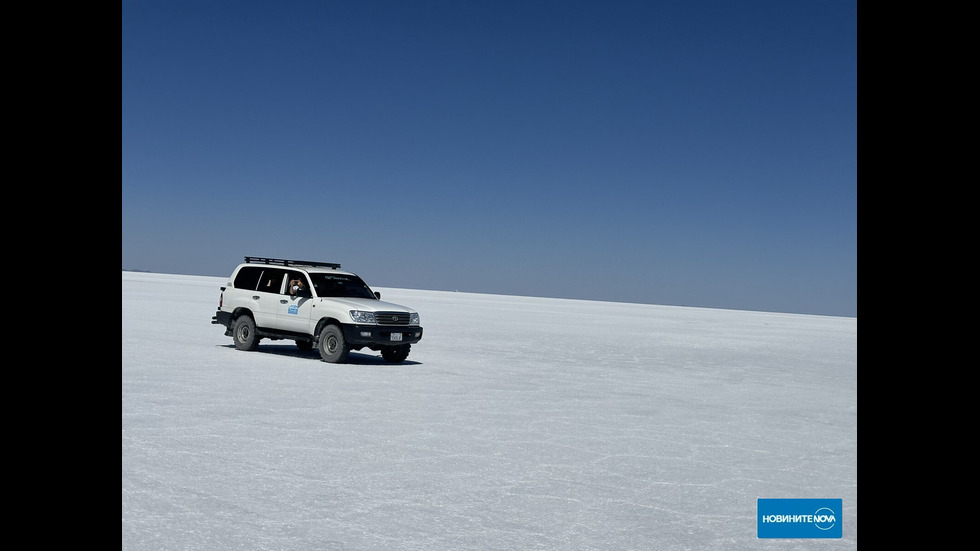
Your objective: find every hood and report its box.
[319,296,415,313]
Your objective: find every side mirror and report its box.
[375,291,382,300]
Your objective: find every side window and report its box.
[286,272,310,295]
[233,267,262,291]
[259,268,287,294]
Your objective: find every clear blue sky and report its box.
[122,0,857,317]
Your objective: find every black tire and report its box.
[381,344,410,363]
[295,340,314,351]
[232,315,260,351]
[318,325,349,363]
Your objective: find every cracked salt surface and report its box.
[123,272,856,550]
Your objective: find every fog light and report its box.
[360,331,372,337]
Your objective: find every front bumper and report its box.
[342,324,423,347]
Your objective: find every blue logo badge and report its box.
[758,498,842,538]
[287,305,299,315]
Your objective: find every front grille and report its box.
[376,312,410,325]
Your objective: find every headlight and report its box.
[410,313,420,326]
[350,310,376,324]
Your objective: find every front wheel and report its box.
[381,344,411,363]
[232,315,260,351]
[318,325,350,363]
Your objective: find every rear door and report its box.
[250,268,287,328]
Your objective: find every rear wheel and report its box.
[318,325,349,363]
[232,315,260,351]
[381,344,410,363]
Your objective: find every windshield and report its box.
[309,273,377,299]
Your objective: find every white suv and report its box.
[211,257,422,363]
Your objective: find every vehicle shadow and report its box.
[217,343,422,366]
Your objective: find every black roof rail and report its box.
[244,256,341,269]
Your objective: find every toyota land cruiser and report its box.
[211,257,423,363]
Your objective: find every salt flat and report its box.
[122,271,857,550]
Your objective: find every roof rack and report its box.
[244,256,341,269]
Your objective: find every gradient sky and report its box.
[122,0,857,317]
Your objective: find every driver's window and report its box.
[286,273,309,296]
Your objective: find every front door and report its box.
[276,272,315,334]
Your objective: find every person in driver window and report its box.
[288,276,307,296]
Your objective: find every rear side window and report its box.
[259,269,287,293]
[234,267,287,292]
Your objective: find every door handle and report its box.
[280,299,288,304]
